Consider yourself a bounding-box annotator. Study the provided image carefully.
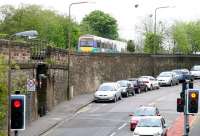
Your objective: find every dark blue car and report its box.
[172,69,193,82]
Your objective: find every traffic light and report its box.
[11,95,26,130]
[187,89,199,114]
[177,98,184,112]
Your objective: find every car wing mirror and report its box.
[164,124,167,128]
[129,113,134,116]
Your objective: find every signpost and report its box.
[27,79,36,92]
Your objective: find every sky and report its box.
[1,0,200,40]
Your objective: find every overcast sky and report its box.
[1,0,200,40]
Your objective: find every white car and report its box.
[190,65,200,79]
[157,71,179,86]
[133,116,168,136]
[138,76,159,90]
[94,82,122,102]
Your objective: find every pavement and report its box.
[167,114,195,136]
[15,93,94,136]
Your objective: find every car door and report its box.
[150,77,158,88]
[115,83,121,98]
[172,73,178,84]
[138,80,145,91]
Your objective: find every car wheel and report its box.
[119,95,122,100]
[145,86,148,92]
[130,127,135,131]
[113,96,117,103]
[132,90,135,96]
[137,88,141,94]
[126,92,129,97]
[170,81,173,86]
[150,85,153,90]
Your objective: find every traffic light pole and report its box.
[184,84,189,136]
[183,81,193,136]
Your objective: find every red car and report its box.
[129,106,160,131]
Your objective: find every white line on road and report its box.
[118,123,127,130]
[110,132,116,136]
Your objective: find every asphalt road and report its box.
[43,82,199,136]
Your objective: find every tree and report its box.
[0,4,81,49]
[144,32,162,54]
[80,10,119,39]
[127,40,135,52]
[170,22,200,54]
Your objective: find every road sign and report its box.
[27,79,36,91]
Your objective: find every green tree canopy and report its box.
[172,21,200,54]
[0,4,80,49]
[80,10,119,39]
[127,40,135,52]
[144,32,162,54]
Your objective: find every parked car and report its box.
[129,106,160,131]
[138,76,159,90]
[117,80,135,97]
[172,69,193,82]
[128,78,148,93]
[190,65,200,79]
[94,82,122,103]
[157,71,179,86]
[133,116,168,136]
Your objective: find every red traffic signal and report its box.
[11,95,26,130]
[13,100,22,108]
[177,98,184,112]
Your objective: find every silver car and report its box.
[133,116,168,136]
[94,82,122,102]
[190,65,200,79]
[157,71,179,86]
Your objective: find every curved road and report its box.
[43,82,199,136]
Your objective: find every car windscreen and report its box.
[117,81,128,87]
[137,118,161,127]
[159,72,172,77]
[98,85,113,91]
[172,70,183,75]
[191,66,200,71]
[134,108,156,116]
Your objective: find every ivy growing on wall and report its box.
[0,55,8,136]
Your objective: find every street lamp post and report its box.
[154,6,170,54]
[67,1,89,100]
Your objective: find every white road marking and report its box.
[110,132,116,136]
[118,123,127,130]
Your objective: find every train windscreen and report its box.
[79,38,94,47]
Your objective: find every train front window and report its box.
[79,39,94,47]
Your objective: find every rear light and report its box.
[131,120,138,124]
[143,81,149,83]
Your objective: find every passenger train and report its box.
[78,34,127,53]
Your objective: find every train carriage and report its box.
[78,34,127,53]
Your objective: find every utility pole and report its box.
[67,1,90,100]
